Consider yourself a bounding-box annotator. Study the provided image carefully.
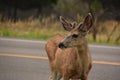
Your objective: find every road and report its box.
[0,37,120,80]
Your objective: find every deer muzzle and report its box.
[58,42,67,49]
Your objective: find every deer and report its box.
[45,13,93,80]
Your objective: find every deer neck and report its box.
[76,38,90,74]
[76,38,89,60]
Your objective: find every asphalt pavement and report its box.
[0,37,120,80]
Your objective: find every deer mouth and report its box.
[58,43,67,49]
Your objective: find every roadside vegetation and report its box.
[0,0,120,45]
[0,15,120,45]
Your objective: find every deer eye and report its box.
[72,34,79,38]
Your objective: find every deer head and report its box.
[58,13,93,49]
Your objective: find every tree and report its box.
[101,0,120,21]
[0,0,57,22]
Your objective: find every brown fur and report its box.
[45,13,93,80]
[45,34,92,80]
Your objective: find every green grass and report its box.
[0,17,120,45]
[0,28,58,40]
[88,34,120,45]
[1,28,119,45]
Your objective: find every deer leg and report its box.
[52,72,57,80]
[48,72,57,80]
[81,74,87,80]
[56,73,62,80]
[48,74,52,80]
[63,77,69,80]
[49,72,62,80]
[48,72,55,80]
[62,75,69,80]
[81,77,87,80]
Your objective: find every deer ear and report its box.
[82,13,93,31]
[60,16,73,31]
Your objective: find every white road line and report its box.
[0,53,120,66]
[93,61,120,66]
[0,37,120,49]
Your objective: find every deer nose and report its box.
[58,43,67,49]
